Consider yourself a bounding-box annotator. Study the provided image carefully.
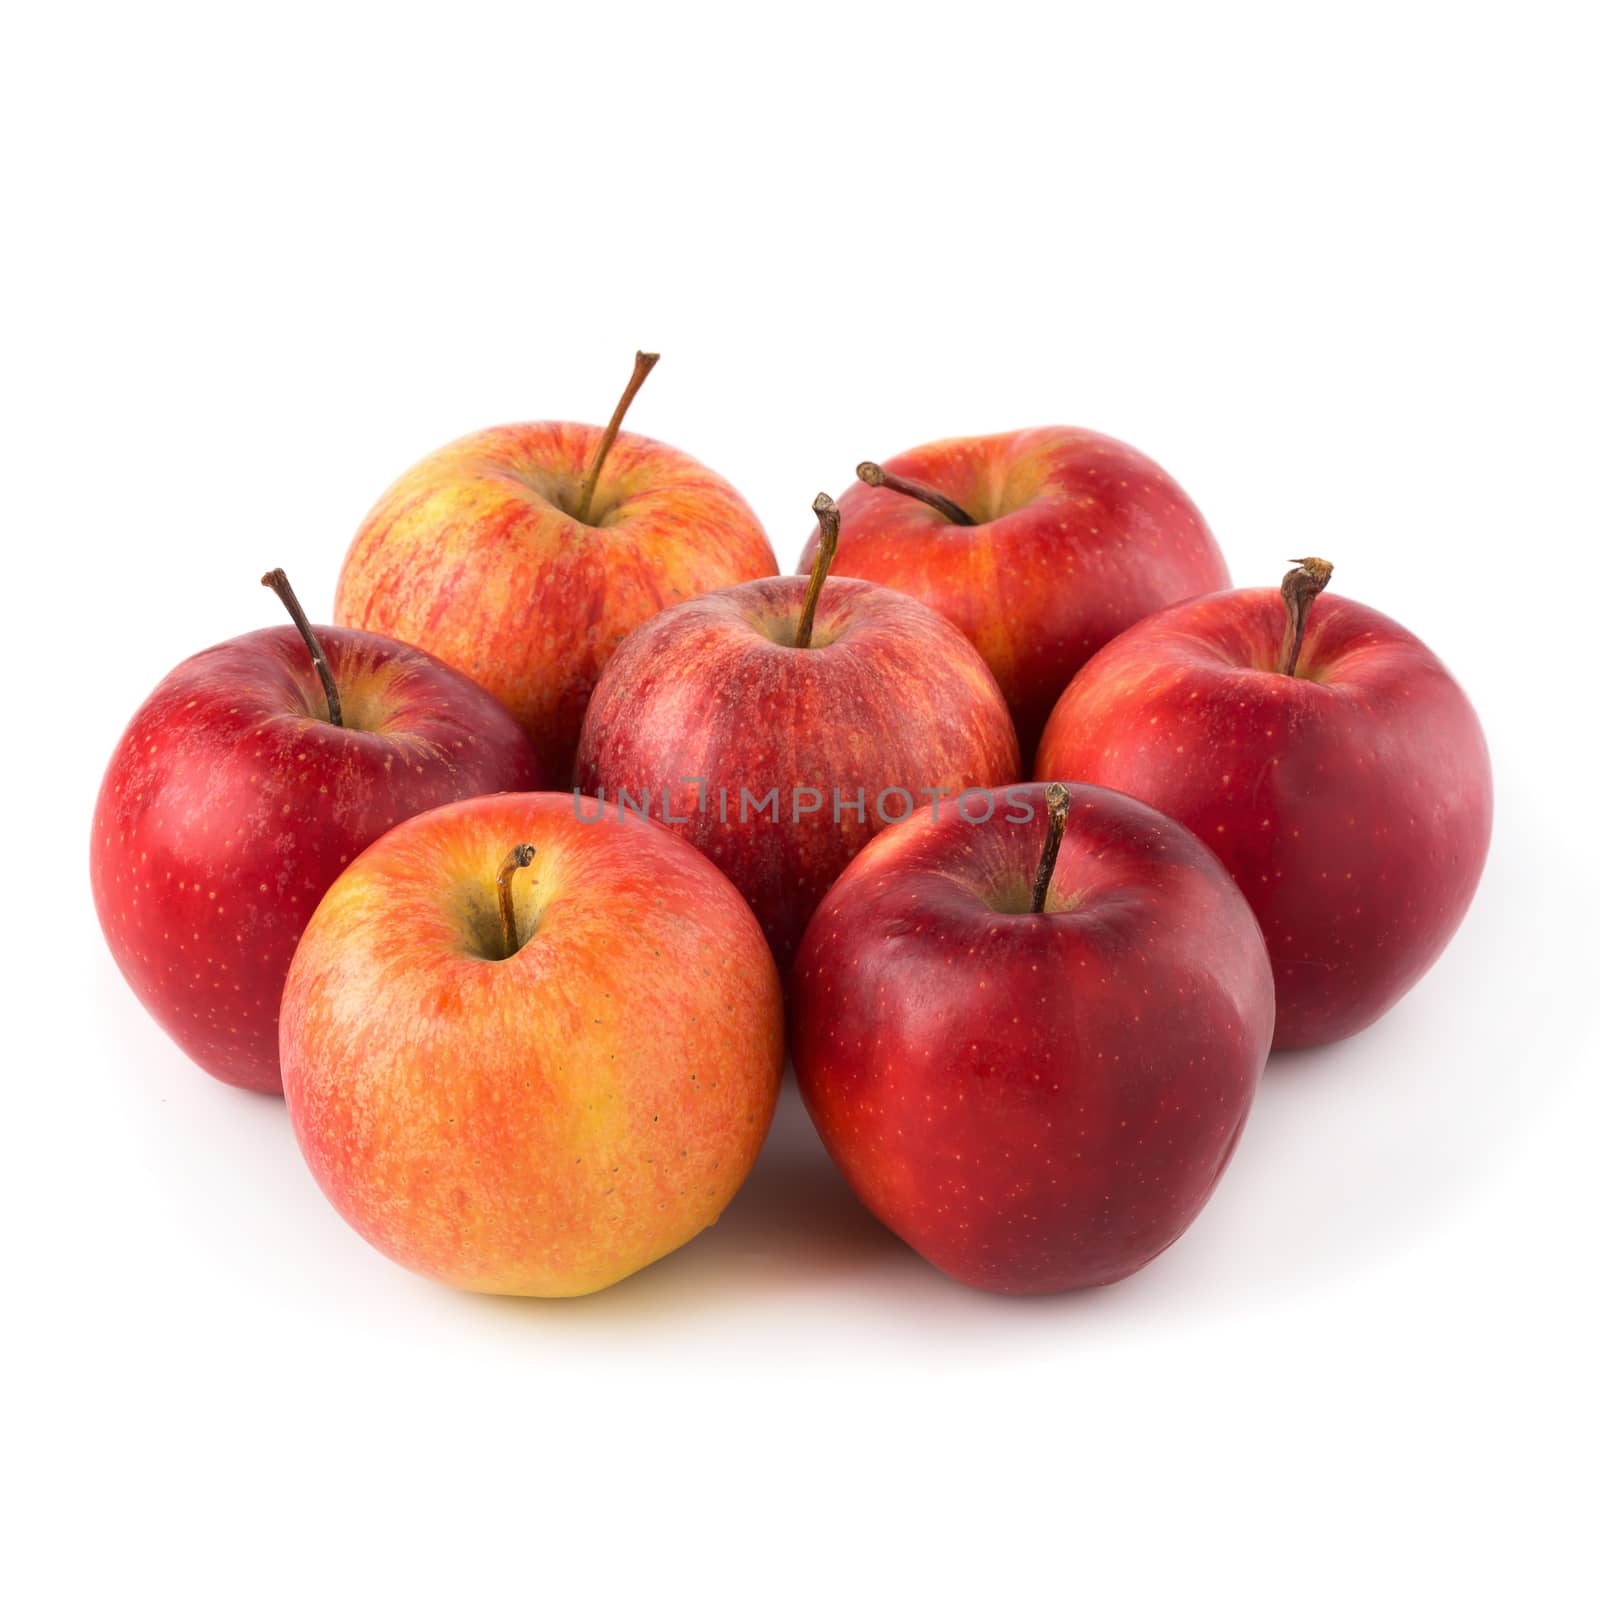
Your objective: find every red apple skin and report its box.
[574,576,1021,972]
[799,428,1230,757]
[335,422,778,784]
[791,782,1274,1294]
[280,791,784,1297]
[90,625,544,1093]
[1035,588,1492,1049]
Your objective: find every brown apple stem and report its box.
[496,844,537,958]
[573,350,660,523]
[1278,557,1335,677]
[261,568,343,727]
[1029,784,1071,914]
[795,493,841,649]
[856,461,976,526]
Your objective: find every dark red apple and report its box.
[575,495,1020,971]
[1035,560,1493,1049]
[90,571,544,1092]
[798,428,1230,756]
[790,781,1274,1293]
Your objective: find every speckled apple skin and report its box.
[790,782,1273,1294]
[574,576,1021,972]
[1036,589,1492,1049]
[90,626,544,1094]
[279,792,783,1297]
[335,422,777,784]
[798,428,1230,757]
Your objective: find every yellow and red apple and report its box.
[335,354,777,783]
[279,791,784,1296]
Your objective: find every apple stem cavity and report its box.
[261,568,343,727]
[795,493,841,649]
[1278,557,1335,677]
[574,350,661,524]
[856,461,976,526]
[496,843,537,958]
[1029,783,1071,914]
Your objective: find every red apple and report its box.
[90,571,543,1093]
[1035,560,1493,1049]
[280,790,784,1296]
[798,428,1230,757]
[791,781,1274,1293]
[335,352,777,783]
[574,495,1021,971]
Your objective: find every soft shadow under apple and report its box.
[478,1079,906,1319]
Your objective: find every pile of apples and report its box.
[91,354,1492,1297]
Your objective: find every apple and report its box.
[279,790,784,1296]
[90,570,544,1093]
[790,780,1274,1293]
[334,352,778,784]
[574,495,1021,971]
[797,428,1231,758]
[1035,560,1493,1049]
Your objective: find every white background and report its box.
[5,3,1596,1595]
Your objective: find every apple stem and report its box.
[261,568,343,727]
[856,461,976,526]
[1278,557,1335,676]
[1029,784,1071,914]
[496,844,537,958]
[795,493,841,649]
[574,350,660,523]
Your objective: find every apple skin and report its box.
[574,576,1021,972]
[799,428,1230,757]
[1035,588,1492,1049]
[790,782,1274,1294]
[90,625,544,1094]
[279,791,784,1297]
[334,422,778,783]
